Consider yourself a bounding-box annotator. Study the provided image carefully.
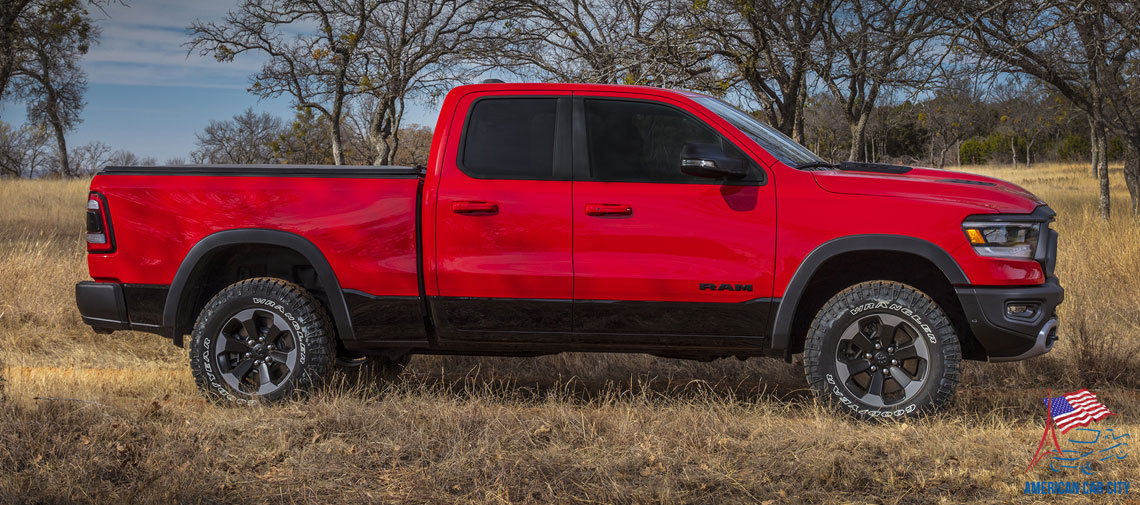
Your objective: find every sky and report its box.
[0,0,437,162]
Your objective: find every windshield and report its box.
[694,97,824,167]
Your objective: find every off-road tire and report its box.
[804,281,961,420]
[189,278,335,404]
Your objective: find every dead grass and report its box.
[1,164,1139,504]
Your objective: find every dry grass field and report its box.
[1,164,1139,504]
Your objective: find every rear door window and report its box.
[460,98,558,180]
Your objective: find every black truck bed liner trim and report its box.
[97,164,424,178]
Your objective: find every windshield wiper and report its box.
[794,161,838,170]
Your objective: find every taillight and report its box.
[86,192,115,253]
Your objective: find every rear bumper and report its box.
[76,281,169,336]
[75,281,129,331]
[955,276,1064,361]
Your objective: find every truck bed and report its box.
[87,164,426,339]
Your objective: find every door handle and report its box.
[452,201,499,214]
[585,203,633,216]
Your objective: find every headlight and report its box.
[962,221,1041,259]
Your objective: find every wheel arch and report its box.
[770,235,974,359]
[162,229,354,346]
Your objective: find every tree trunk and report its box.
[389,131,401,167]
[784,106,801,144]
[1010,136,1017,169]
[792,84,806,145]
[1090,116,1100,178]
[0,63,12,106]
[370,107,391,166]
[373,137,391,166]
[847,114,868,162]
[328,114,345,166]
[1124,138,1140,216]
[0,43,15,106]
[49,119,69,177]
[937,145,952,170]
[43,87,70,177]
[368,95,402,166]
[326,63,349,166]
[1096,120,1110,219]
[1026,139,1034,167]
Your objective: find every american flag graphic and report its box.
[1043,389,1116,434]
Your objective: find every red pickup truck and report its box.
[76,82,1062,418]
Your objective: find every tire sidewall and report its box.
[190,280,327,404]
[807,282,958,419]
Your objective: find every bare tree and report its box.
[188,0,385,165]
[802,94,849,161]
[995,81,1062,168]
[1093,2,1140,215]
[942,0,1140,217]
[71,140,112,174]
[918,78,986,169]
[9,0,101,177]
[816,0,940,161]
[1,1,117,106]
[0,121,51,178]
[694,0,831,142]
[270,108,336,165]
[391,125,433,166]
[106,149,156,167]
[16,59,85,177]
[354,0,506,165]
[192,108,284,164]
[492,0,713,88]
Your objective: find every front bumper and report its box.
[955,276,1064,361]
[75,281,129,332]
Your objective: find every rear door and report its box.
[571,94,777,339]
[432,91,573,338]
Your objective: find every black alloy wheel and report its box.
[834,313,930,408]
[214,308,300,396]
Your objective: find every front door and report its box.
[571,94,777,339]
[433,92,573,338]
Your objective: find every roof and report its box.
[448,81,709,99]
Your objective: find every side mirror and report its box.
[680,143,748,179]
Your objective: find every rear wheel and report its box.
[804,281,961,419]
[189,278,335,403]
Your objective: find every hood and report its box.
[811,166,1043,214]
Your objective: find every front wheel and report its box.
[804,281,961,419]
[189,278,335,404]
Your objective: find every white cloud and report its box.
[85,62,252,89]
[85,0,268,88]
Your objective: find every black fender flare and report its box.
[162,228,354,344]
[769,234,969,354]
